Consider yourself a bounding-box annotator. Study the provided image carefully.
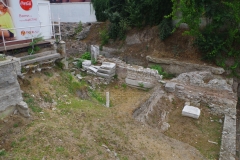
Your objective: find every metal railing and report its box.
[0,19,61,51]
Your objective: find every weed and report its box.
[19,137,27,142]
[74,21,83,34]
[150,65,175,79]
[13,123,19,128]
[43,72,53,77]
[114,85,119,89]
[121,83,127,89]
[91,59,97,65]
[138,82,144,88]
[55,60,64,69]
[113,74,118,79]
[81,52,91,60]
[89,89,105,104]
[0,54,6,61]
[0,149,6,156]
[56,146,65,152]
[28,34,43,55]
[11,141,17,147]
[76,59,84,68]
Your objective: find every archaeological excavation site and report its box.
[0,21,238,160]
[0,1,240,160]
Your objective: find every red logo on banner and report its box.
[20,0,32,11]
[21,31,26,36]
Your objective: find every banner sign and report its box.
[0,0,40,41]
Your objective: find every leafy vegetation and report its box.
[92,0,173,41]
[23,93,42,113]
[81,52,91,60]
[99,28,109,49]
[150,65,175,79]
[74,21,83,34]
[158,18,172,40]
[28,34,43,55]
[0,54,5,61]
[169,0,240,76]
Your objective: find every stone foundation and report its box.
[0,57,29,118]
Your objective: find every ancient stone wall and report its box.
[0,57,29,118]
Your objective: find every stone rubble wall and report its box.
[98,56,162,89]
[0,57,29,118]
[167,71,237,116]
[165,71,237,160]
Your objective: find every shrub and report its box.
[158,18,172,40]
[81,52,91,60]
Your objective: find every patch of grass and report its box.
[165,99,223,160]
[0,55,6,61]
[43,72,53,77]
[150,65,175,79]
[11,141,17,148]
[60,72,87,94]
[121,83,127,89]
[56,146,65,152]
[19,137,27,142]
[0,149,6,156]
[13,123,19,128]
[89,89,105,104]
[55,60,64,69]
[23,93,42,113]
[74,21,82,34]
[40,91,52,103]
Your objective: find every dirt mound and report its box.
[83,22,211,66]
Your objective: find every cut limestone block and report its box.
[182,105,201,119]
[101,62,116,70]
[82,60,91,66]
[125,78,154,89]
[165,82,176,93]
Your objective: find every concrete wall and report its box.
[50,2,97,23]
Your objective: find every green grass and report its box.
[23,93,42,113]
[0,149,6,156]
[43,72,53,77]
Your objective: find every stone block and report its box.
[98,68,115,75]
[101,62,116,70]
[125,78,153,89]
[17,101,30,118]
[88,66,98,73]
[182,105,201,119]
[82,60,91,66]
[165,82,176,93]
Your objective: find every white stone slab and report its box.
[182,105,201,119]
[88,66,98,73]
[82,60,91,66]
[101,62,116,69]
[125,78,153,89]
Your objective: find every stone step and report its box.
[21,52,61,66]
[20,50,56,61]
